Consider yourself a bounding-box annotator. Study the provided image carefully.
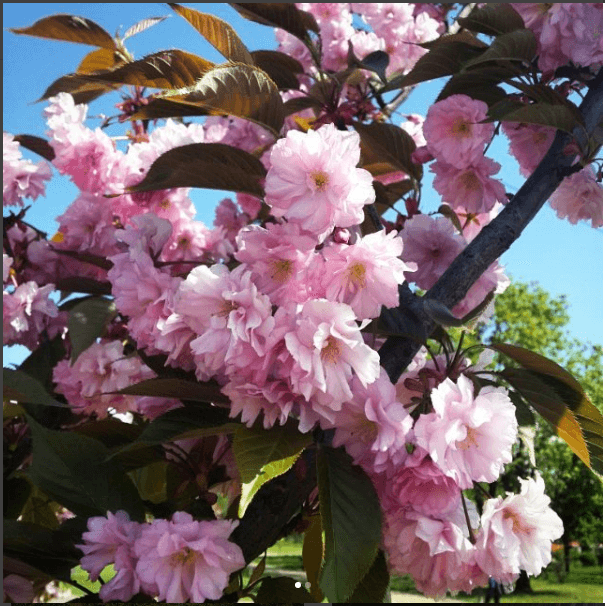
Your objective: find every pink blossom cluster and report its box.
[77,510,244,603]
[372,373,563,598]
[513,3,603,73]
[3,132,52,207]
[53,338,180,419]
[424,95,507,216]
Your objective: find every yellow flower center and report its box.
[270,259,293,283]
[172,547,196,565]
[451,118,472,139]
[347,262,367,289]
[321,336,341,364]
[503,509,532,535]
[216,300,238,318]
[456,426,480,451]
[460,171,480,192]
[310,170,329,192]
[159,198,171,209]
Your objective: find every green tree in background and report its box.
[476,280,603,578]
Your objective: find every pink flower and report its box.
[77,510,142,603]
[549,165,603,228]
[3,253,12,283]
[321,230,413,319]
[330,369,413,474]
[52,340,157,418]
[383,503,487,599]
[381,446,462,517]
[414,376,518,489]
[235,222,317,306]
[265,123,375,238]
[399,214,465,290]
[133,512,244,603]
[475,474,564,580]
[501,122,556,178]
[3,281,58,349]
[424,95,494,169]
[431,157,507,215]
[3,132,52,207]
[284,299,381,415]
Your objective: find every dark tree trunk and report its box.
[514,570,532,593]
[563,541,571,574]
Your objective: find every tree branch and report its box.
[380,68,603,382]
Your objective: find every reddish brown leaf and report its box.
[76,47,125,74]
[230,3,319,41]
[251,50,303,90]
[38,74,118,104]
[12,135,55,162]
[169,3,253,64]
[10,14,117,49]
[458,4,526,36]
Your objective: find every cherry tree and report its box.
[3,3,603,603]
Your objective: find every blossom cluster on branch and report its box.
[3,2,602,603]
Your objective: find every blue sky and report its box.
[3,3,603,370]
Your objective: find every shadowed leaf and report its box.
[303,514,324,602]
[54,277,112,296]
[380,41,485,92]
[458,4,526,36]
[3,369,68,409]
[318,445,382,603]
[126,142,267,197]
[437,70,509,105]
[420,30,488,50]
[38,74,118,104]
[12,135,55,162]
[255,576,314,603]
[464,29,537,68]
[373,179,414,215]
[354,122,421,181]
[283,95,322,116]
[10,14,117,49]
[169,3,253,64]
[24,414,145,520]
[495,343,603,474]
[82,49,215,89]
[117,376,230,404]
[67,297,116,363]
[230,3,319,41]
[123,16,169,40]
[251,49,303,90]
[347,550,390,603]
[492,102,585,136]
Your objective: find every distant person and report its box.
[485,577,502,603]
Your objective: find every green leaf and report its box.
[67,296,116,363]
[509,391,536,427]
[230,3,319,41]
[4,477,32,520]
[247,553,266,589]
[10,14,117,49]
[12,134,55,161]
[113,405,236,465]
[232,421,312,484]
[19,484,61,529]
[492,102,585,136]
[117,376,230,404]
[169,3,253,64]
[254,575,314,603]
[239,452,301,517]
[458,4,526,36]
[18,334,66,397]
[128,461,168,504]
[347,550,390,603]
[72,417,143,450]
[464,29,537,69]
[82,49,215,89]
[3,368,68,408]
[24,414,145,520]
[4,519,82,583]
[124,142,267,198]
[302,515,324,603]
[380,40,485,92]
[353,122,421,181]
[317,445,382,603]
